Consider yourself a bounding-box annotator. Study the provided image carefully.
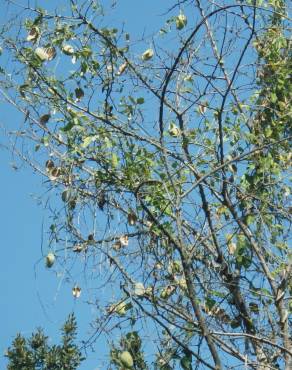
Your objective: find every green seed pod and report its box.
[120,351,134,368]
[176,14,187,30]
[168,122,180,137]
[61,189,71,203]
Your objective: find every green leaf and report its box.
[136,97,145,105]
[180,351,192,370]
[111,153,119,168]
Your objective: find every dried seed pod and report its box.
[68,199,77,210]
[45,252,55,268]
[73,244,85,253]
[134,282,145,297]
[35,47,56,61]
[160,285,176,299]
[35,47,48,61]
[39,114,51,125]
[45,159,54,171]
[44,47,56,61]
[50,167,62,180]
[141,48,154,61]
[75,87,84,101]
[119,235,129,246]
[117,62,128,75]
[198,104,207,114]
[62,44,74,55]
[26,27,39,42]
[113,241,122,251]
[228,242,237,255]
[72,285,81,298]
[98,191,106,210]
[127,213,137,226]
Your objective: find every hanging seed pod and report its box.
[176,13,187,30]
[117,62,128,75]
[39,114,50,125]
[26,27,39,42]
[228,242,237,255]
[61,189,71,202]
[98,191,106,210]
[198,104,207,114]
[141,48,154,61]
[73,244,85,253]
[120,351,134,368]
[75,87,84,101]
[155,262,163,270]
[35,47,56,61]
[108,301,131,316]
[87,234,94,245]
[119,235,129,246]
[62,44,74,55]
[49,167,62,181]
[68,199,77,210]
[45,252,55,268]
[44,47,56,61]
[127,213,137,226]
[113,241,122,251]
[45,159,54,171]
[134,282,145,297]
[72,285,81,298]
[249,302,259,314]
[160,285,176,299]
[177,278,187,291]
[35,47,48,61]
[168,122,180,137]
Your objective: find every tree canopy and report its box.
[5,314,84,370]
[1,0,291,369]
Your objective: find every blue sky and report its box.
[0,1,173,369]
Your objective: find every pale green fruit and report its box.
[46,253,55,268]
[176,14,187,30]
[120,351,134,368]
[141,49,154,61]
